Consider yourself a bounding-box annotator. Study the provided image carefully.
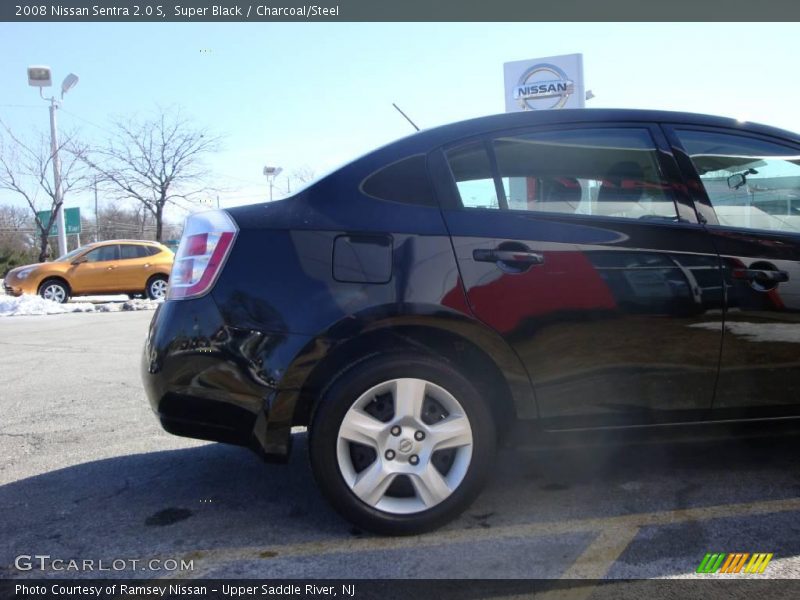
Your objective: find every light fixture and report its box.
[61,73,79,98]
[263,166,283,177]
[27,65,52,88]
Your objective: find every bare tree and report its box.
[83,107,221,241]
[82,201,182,243]
[0,122,87,262]
[0,204,34,251]
[291,165,317,185]
[0,204,37,275]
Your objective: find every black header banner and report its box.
[2,0,800,22]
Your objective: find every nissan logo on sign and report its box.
[504,54,584,113]
[513,63,575,110]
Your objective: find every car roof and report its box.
[388,108,800,154]
[81,239,165,249]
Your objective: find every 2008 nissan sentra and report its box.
[141,109,800,534]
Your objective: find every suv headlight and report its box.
[16,267,35,280]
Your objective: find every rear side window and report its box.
[675,129,800,233]
[146,246,162,256]
[120,244,149,259]
[446,128,678,222]
[361,154,437,206]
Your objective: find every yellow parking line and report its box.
[159,496,800,579]
[558,525,640,579]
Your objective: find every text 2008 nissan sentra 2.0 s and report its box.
[142,109,800,534]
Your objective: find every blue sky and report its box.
[1,22,799,217]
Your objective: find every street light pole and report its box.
[94,176,99,242]
[27,66,79,258]
[263,165,283,202]
[48,97,68,257]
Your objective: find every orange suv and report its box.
[3,240,174,303]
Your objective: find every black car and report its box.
[142,109,800,534]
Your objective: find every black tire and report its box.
[146,275,168,300]
[38,278,70,304]
[309,353,496,535]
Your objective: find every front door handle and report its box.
[472,244,544,274]
[473,249,545,265]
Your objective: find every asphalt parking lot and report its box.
[2,310,800,582]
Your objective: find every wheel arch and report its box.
[37,275,71,295]
[147,272,170,283]
[285,314,538,440]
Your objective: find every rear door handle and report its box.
[473,249,544,265]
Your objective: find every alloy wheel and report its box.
[336,378,473,514]
[150,278,168,299]
[42,283,66,303]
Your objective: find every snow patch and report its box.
[0,294,162,317]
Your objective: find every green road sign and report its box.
[36,207,81,235]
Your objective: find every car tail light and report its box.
[168,210,238,300]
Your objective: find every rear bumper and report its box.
[141,295,314,460]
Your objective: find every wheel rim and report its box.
[150,279,167,298]
[42,284,66,303]
[336,378,473,515]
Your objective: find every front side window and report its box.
[675,129,800,233]
[85,245,119,262]
[491,128,677,220]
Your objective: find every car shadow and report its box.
[2,432,800,578]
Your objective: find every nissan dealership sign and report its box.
[504,53,585,112]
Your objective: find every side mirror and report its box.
[727,173,747,190]
[71,257,87,266]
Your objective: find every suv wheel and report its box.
[39,279,69,304]
[146,275,168,300]
[309,353,495,535]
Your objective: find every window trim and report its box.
[664,124,800,233]
[440,122,697,225]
